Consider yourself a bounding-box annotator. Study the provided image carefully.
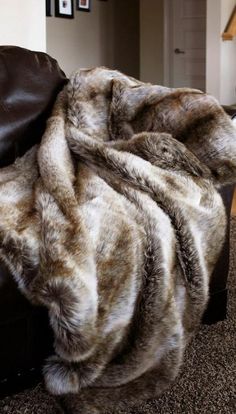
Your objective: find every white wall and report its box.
[206,0,236,104]
[0,0,46,52]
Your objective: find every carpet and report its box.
[1,218,236,414]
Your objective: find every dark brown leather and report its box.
[0,46,67,396]
[0,45,67,166]
[223,105,236,118]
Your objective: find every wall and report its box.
[140,0,164,84]
[0,0,46,52]
[206,0,236,104]
[111,0,140,79]
[206,0,221,100]
[46,0,140,78]
[139,0,236,103]
[220,0,236,104]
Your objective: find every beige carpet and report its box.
[1,218,236,414]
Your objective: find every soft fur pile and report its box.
[0,68,236,413]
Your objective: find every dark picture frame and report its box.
[55,0,74,18]
[77,0,90,12]
[46,0,52,16]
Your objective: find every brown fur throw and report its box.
[1,68,236,413]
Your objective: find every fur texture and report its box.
[0,67,235,412]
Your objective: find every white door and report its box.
[168,0,206,91]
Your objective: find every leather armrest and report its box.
[0,46,68,167]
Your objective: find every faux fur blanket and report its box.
[1,68,236,413]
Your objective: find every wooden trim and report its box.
[222,6,236,41]
[231,188,236,216]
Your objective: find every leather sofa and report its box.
[0,46,67,398]
[0,46,234,398]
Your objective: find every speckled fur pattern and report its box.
[0,67,234,412]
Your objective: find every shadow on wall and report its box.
[99,0,140,79]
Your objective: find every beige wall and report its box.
[110,0,140,79]
[206,0,236,104]
[140,0,164,84]
[46,0,139,78]
[206,0,221,100]
[0,0,46,52]
[220,0,236,104]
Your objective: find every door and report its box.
[169,0,206,91]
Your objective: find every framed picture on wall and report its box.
[46,0,52,16]
[77,0,91,12]
[55,0,74,18]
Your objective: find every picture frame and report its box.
[77,0,91,12]
[55,0,74,19]
[46,0,52,16]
